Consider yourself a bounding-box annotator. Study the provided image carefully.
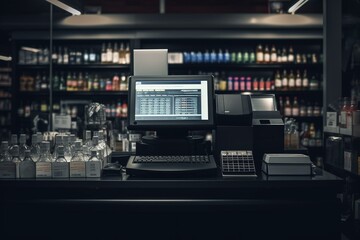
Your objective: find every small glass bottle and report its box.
[70,140,86,178]
[20,149,35,178]
[11,145,22,178]
[256,44,263,63]
[284,97,292,117]
[292,97,300,116]
[52,146,69,178]
[30,133,40,162]
[275,70,282,90]
[19,134,29,160]
[86,150,102,178]
[36,141,52,178]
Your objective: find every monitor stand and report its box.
[136,129,210,156]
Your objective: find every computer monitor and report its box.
[128,75,214,137]
[250,94,277,112]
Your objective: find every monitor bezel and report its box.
[128,75,214,130]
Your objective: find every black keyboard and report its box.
[126,155,218,177]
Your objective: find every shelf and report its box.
[19,91,128,96]
[55,91,128,96]
[285,116,323,120]
[324,126,360,138]
[169,63,322,69]
[17,64,130,70]
[0,67,12,72]
[215,90,322,95]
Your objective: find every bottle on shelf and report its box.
[113,42,119,64]
[249,51,256,63]
[246,76,252,91]
[19,134,29,161]
[271,45,277,63]
[86,149,101,178]
[309,75,319,90]
[288,70,295,90]
[308,123,316,147]
[70,140,86,178]
[0,141,11,162]
[288,46,294,63]
[36,141,52,178]
[278,97,284,116]
[20,149,35,178]
[300,100,307,117]
[275,70,282,90]
[219,73,227,91]
[227,76,233,91]
[307,102,314,117]
[284,97,291,117]
[277,49,282,63]
[11,145,21,178]
[259,77,265,91]
[313,102,321,116]
[106,43,113,63]
[52,146,69,178]
[125,43,131,64]
[30,134,40,162]
[256,44,264,63]
[236,51,242,63]
[233,76,239,91]
[83,49,89,64]
[253,77,259,91]
[217,49,224,63]
[240,76,245,91]
[301,123,310,147]
[281,47,288,62]
[265,77,271,91]
[295,70,302,90]
[9,134,18,157]
[101,43,107,63]
[89,48,96,63]
[264,45,270,63]
[63,47,69,64]
[292,97,300,116]
[243,49,249,63]
[282,69,288,90]
[302,70,309,89]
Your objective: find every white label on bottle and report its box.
[344,151,352,171]
[125,53,130,64]
[341,112,347,127]
[101,53,107,63]
[264,54,270,62]
[86,161,101,178]
[275,79,282,88]
[107,51,113,63]
[0,162,16,178]
[292,108,299,116]
[289,79,295,87]
[347,113,353,130]
[288,55,294,62]
[296,78,302,87]
[36,162,52,178]
[282,78,288,87]
[271,53,277,62]
[113,52,119,64]
[256,52,263,62]
[20,161,36,178]
[285,108,292,116]
[52,162,69,178]
[70,162,86,178]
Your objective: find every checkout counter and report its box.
[0,93,343,240]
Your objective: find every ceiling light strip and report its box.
[46,0,81,15]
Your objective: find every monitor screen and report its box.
[128,75,214,130]
[250,94,277,111]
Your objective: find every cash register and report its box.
[125,75,284,177]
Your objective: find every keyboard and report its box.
[126,155,218,177]
[220,150,257,177]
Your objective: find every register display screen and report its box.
[128,75,214,130]
[135,80,208,121]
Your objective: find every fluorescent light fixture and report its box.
[21,46,41,53]
[288,0,309,14]
[46,0,81,15]
[0,55,12,61]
